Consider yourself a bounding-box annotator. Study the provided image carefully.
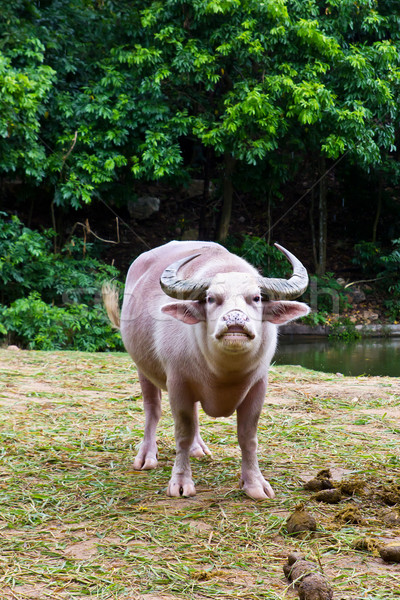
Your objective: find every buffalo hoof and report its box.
[167,477,196,498]
[240,477,276,500]
[190,435,212,458]
[133,443,158,470]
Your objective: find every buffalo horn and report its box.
[160,254,212,300]
[160,244,308,302]
[258,243,308,300]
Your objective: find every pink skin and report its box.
[119,241,309,500]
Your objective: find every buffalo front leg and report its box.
[236,381,275,500]
[167,387,196,497]
[133,371,161,470]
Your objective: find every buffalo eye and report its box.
[253,295,261,303]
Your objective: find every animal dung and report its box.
[334,505,364,525]
[338,477,366,496]
[313,489,342,504]
[303,468,334,492]
[315,468,332,479]
[380,508,400,527]
[286,505,317,534]
[304,477,334,492]
[378,483,400,506]
[283,553,334,600]
[379,543,400,563]
[352,537,379,553]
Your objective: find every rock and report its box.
[362,310,379,321]
[181,179,214,198]
[7,345,20,351]
[345,287,366,304]
[127,196,160,220]
[181,228,199,241]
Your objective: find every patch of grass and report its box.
[1,350,400,599]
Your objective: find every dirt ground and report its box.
[0,348,400,599]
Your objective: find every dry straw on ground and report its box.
[0,349,400,599]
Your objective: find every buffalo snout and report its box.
[222,310,250,326]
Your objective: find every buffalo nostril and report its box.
[223,311,249,325]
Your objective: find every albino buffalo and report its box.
[103,240,309,500]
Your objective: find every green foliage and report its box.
[352,241,382,273]
[378,240,400,320]
[0,293,123,351]
[0,33,55,180]
[229,235,290,278]
[301,310,329,327]
[0,214,123,350]
[309,272,351,314]
[353,239,400,320]
[328,317,361,342]
[1,0,400,208]
[0,213,117,304]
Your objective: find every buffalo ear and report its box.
[262,301,310,325]
[161,302,206,324]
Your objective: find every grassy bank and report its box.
[0,350,399,599]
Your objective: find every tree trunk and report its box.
[372,175,383,243]
[216,153,235,243]
[309,186,318,272]
[266,188,272,272]
[50,199,58,254]
[316,156,327,277]
[198,146,211,240]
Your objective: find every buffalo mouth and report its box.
[216,325,255,341]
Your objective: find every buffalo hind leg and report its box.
[236,381,275,500]
[190,402,212,458]
[133,371,161,470]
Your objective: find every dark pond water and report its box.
[275,336,400,377]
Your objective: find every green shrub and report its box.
[301,310,329,327]
[0,292,123,351]
[308,272,351,314]
[353,238,400,321]
[0,213,123,350]
[352,241,382,274]
[328,317,361,341]
[228,235,291,278]
[0,213,118,304]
